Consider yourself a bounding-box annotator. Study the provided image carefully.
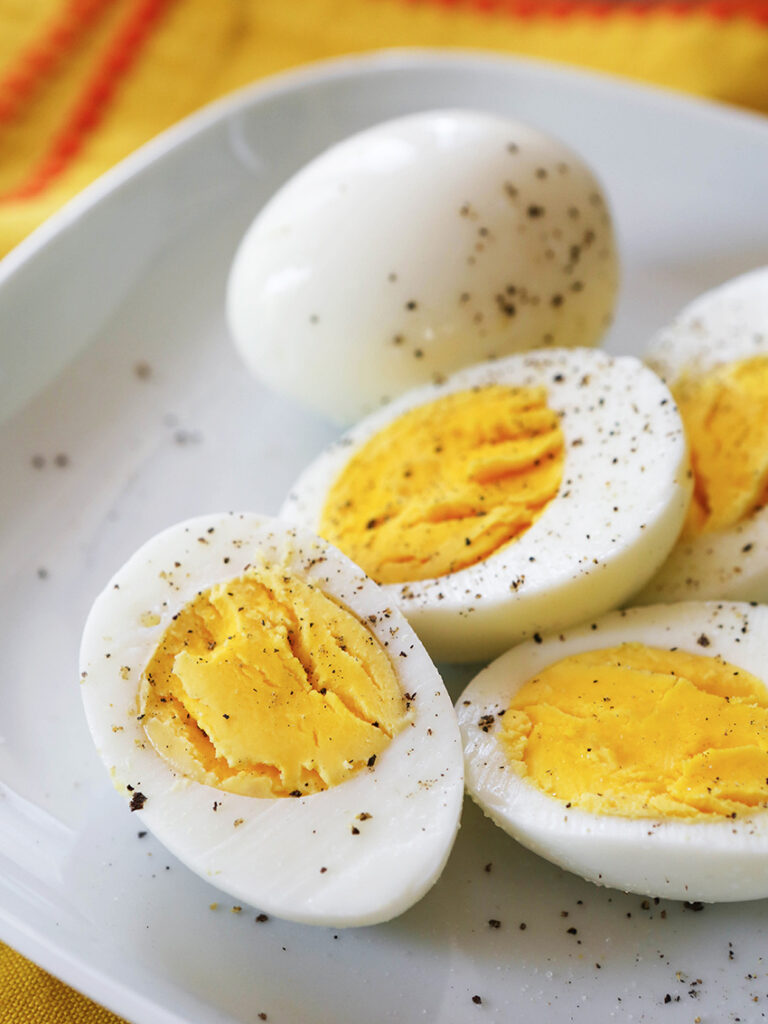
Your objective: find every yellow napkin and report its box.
[1,0,768,257]
[0,943,123,1023]
[1,1,767,1021]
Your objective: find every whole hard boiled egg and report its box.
[227,109,619,424]
[637,267,768,604]
[281,348,691,663]
[79,513,463,926]
[458,601,768,902]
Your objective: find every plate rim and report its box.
[2,45,768,287]
[0,909,192,1024]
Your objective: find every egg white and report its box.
[644,266,768,384]
[637,267,768,605]
[227,108,619,424]
[458,601,768,903]
[281,349,691,663]
[79,513,464,927]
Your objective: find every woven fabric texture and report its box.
[0,943,123,1023]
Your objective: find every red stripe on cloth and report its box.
[0,0,118,125]
[1,0,176,201]
[399,0,768,24]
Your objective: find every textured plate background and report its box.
[1,50,768,1024]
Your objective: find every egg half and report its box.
[281,348,691,663]
[458,601,768,902]
[637,267,768,604]
[227,108,619,424]
[79,513,463,926]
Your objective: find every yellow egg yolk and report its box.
[139,569,408,798]
[673,354,768,535]
[319,385,564,584]
[500,643,768,820]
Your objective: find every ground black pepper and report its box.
[129,791,147,811]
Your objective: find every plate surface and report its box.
[2,50,768,1024]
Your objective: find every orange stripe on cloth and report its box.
[410,0,768,22]
[0,0,767,258]
[0,0,175,201]
[0,0,118,125]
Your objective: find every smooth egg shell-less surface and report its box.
[282,348,691,663]
[644,266,768,385]
[637,267,768,605]
[79,513,463,927]
[458,601,768,902]
[227,108,619,424]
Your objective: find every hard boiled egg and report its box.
[637,267,768,604]
[79,513,463,926]
[281,348,691,663]
[458,601,768,902]
[227,109,619,424]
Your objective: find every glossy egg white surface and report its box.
[79,512,464,927]
[281,348,691,663]
[637,267,768,605]
[227,109,619,424]
[458,601,768,902]
[644,266,768,384]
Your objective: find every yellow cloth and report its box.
[1,0,767,257]
[1,0,768,1020]
[0,943,123,1023]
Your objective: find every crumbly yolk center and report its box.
[319,385,565,584]
[500,643,768,820]
[673,354,768,535]
[139,569,408,798]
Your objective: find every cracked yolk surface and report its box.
[319,385,565,583]
[500,643,768,820]
[139,569,408,797]
[673,354,768,535]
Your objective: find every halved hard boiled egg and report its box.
[79,513,463,926]
[227,109,619,424]
[637,267,768,604]
[281,348,691,663]
[458,601,768,902]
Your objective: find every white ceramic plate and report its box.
[2,50,768,1024]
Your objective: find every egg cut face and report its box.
[139,568,409,798]
[227,108,619,424]
[281,348,691,663]
[637,267,768,604]
[458,602,768,902]
[318,382,566,585]
[79,513,464,927]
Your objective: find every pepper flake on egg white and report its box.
[79,513,464,927]
[282,348,691,663]
[458,601,768,903]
